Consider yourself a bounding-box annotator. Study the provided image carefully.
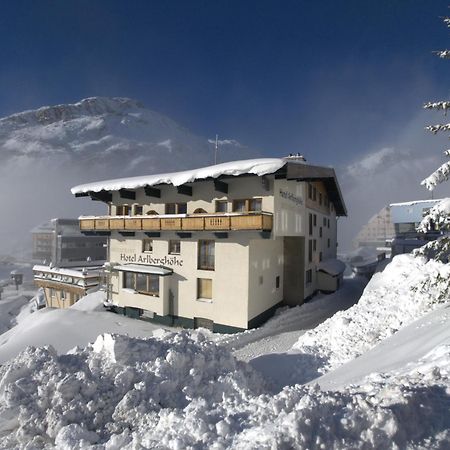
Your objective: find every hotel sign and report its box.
[279,189,303,206]
[120,253,183,267]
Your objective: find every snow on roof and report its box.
[71,158,288,194]
[390,199,444,207]
[32,265,102,278]
[317,258,346,276]
[115,264,173,276]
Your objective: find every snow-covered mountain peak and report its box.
[0,97,144,128]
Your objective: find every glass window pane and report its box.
[166,203,176,214]
[177,203,187,214]
[148,275,159,295]
[142,239,153,252]
[198,240,215,270]
[233,200,246,212]
[249,198,262,211]
[123,272,134,289]
[215,200,227,213]
[198,278,212,299]
[169,240,180,254]
[135,273,147,292]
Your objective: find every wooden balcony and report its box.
[80,212,273,233]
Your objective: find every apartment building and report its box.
[72,157,347,332]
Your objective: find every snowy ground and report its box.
[0,253,449,448]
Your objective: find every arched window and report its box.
[146,210,159,215]
[193,208,207,214]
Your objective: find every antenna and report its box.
[214,134,219,165]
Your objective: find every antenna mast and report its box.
[214,134,219,164]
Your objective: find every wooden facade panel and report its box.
[161,218,182,230]
[109,218,125,229]
[262,214,273,231]
[95,219,109,230]
[80,219,95,230]
[230,215,262,230]
[142,218,161,230]
[182,217,204,230]
[204,216,230,230]
[125,218,142,230]
[78,213,273,232]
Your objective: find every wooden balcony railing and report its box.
[79,212,273,233]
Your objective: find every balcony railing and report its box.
[79,212,273,233]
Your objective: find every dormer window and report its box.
[133,205,143,215]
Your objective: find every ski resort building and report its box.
[71,157,347,332]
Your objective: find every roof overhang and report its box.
[115,264,173,276]
[284,163,347,216]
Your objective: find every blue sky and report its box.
[0,0,449,167]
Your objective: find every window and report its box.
[313,239,317,251]
[249,198,262,212]
[134,205,143,215]
[327,238,330,248]
[306,269,312,284]
[215,200,228,213]
[313,187,317,201]
[142,239,153,253]
[232,199,246,212]
[198,240,215,270]
[313,214,317,227]
[309,213,313,235]
[319,227,322,238]
[319,193,322,205]
[117,205,131,216]
[197,278,212,299]
[169,240,181,254]
[123,271,160,296]
[193,208,207,214]
[276,276,280,289]
[232,198,262,212]
[259,275,263,285]
[323,217,327,226]
[165,203,187,214]
[308,240,313,262]
[147,210,159,215]
[308,183,312,199]
[328,218,330,228]
[319,252,322,262]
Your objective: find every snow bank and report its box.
[290,254,450,378]
[0,330,449,449]
[71,158,287,194]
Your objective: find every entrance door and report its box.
[194,317,214,331]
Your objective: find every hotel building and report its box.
[72,157,347,332]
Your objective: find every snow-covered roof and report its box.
[115,264,173,276]
[32,265,102,279]
[317,259,346,276]
[389,199,444,207]
[71,158,288,194]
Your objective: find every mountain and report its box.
[0,97,258,175]
[0,97,261,254]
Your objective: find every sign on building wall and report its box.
[120,253,184,267]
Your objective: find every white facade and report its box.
[74,158,346,332]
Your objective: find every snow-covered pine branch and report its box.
[442,16,450,27]
[417,198,450,232]
[425,123,450,134]
[421,161,450,190]
[424,101,450,114]
[444,149,450,156]
[433,50,450,59]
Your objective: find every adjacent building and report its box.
[32,218,107,266]
[390,199,442,255]
[31,218,107,308]
[353,206,395,249]
[71,157,347,332]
